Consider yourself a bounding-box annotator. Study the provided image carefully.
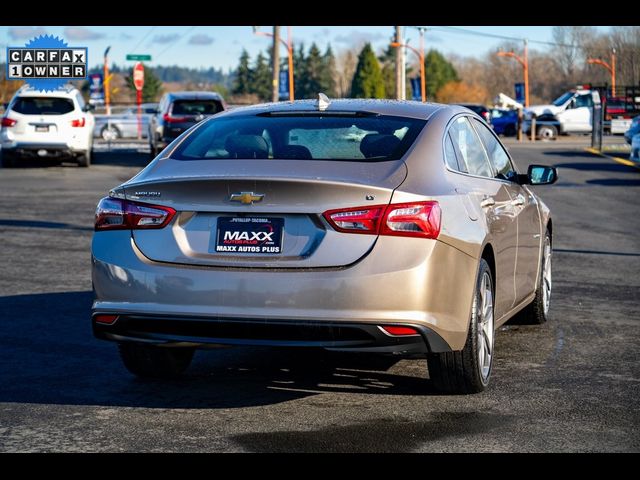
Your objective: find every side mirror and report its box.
[83,104,95,112]
[2,103,8,110]
[523,165,558,185]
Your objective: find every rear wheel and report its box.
[427,259,494,394]
[101,124,121,141]
[537,125,557,141]
[76,150,91,167]
[149,140,158,159]
[515,230,552,324]
[118,343,195,378]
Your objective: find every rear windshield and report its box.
[171,99,223,116]
[11,97,74,115]
[172,113,426,161]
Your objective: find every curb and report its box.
[584,147,640,170]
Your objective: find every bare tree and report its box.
[335,49,357,97]
[552,26,596,84]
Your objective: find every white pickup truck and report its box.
[524,88,598,140]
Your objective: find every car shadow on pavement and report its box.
[230,411,514,453]
[552,161,635,173]
[92,150,151,168]
[0,291,437,410]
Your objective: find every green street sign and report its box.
[126,54,152,61]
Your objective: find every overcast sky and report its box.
[0,26,612,71]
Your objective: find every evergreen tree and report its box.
[350,43,385,99]
[423,49,458,101]
[232,49,252,95]
[293,43,307,98]
[321,45,337,97]
[251,52,272,101]
[302,43,324,99]
[126,65,163,102]
[379,43,398,99]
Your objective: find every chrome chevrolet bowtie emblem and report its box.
[229,192,265,205]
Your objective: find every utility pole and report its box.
[395,26,404,100]
[524,38,529,108]
[272,26,280,103]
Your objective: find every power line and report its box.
[154,26,198,61]
[409,25,579,49]
[130,26,157,54]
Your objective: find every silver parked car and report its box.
[92,99,557,394]
[93,103,158,140]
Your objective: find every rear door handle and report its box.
[480,197,496,208]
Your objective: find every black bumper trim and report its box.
[92,314,452,354]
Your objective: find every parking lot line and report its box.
[584,147,640,170]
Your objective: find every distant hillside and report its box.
[89,64,235,88]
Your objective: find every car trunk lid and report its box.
[123,158,406,268]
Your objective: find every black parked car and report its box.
[149,91,225,157]
[455,103,491,123]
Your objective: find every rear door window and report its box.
[471,118,516,180]
[444,132,460,171]
[11,97,75,115]
[449,116,493,177]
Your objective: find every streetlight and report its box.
[391,27,426,102]
[497,39,529,107]
[103,46,111,115]
[253,26,295,101]
[587,49,616,97]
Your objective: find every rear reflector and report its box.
[380,325,420,336]
[95,197,176,231]
[323,201,441,239]
[94,314,119,325]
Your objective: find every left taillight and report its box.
[323,201,441,239]
[71,118,86,127]
[1,117,17,127]
[94,197,176,231]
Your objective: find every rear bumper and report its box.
[92,231,479,351]
[2,143,84,159]
[92,314,448,354]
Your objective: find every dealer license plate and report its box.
[215,217,283,254]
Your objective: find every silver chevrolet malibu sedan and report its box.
[92,98,557,394]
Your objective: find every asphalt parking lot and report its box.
[0,138,638,452]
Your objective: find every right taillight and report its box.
[323,201,441,239]
[163,113,187,123]
[95,197,176,231]
[1,117,17,127]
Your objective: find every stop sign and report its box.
[133,62,144,91]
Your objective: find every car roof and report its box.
[14,85,79,98]
[167,91,223,101]
[220,99,453,120]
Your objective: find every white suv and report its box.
[1,85,95,167]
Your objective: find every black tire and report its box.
[1,151,16,168]
[100,124,121,141]
[514,230,552,325]
[149,141,158,159]
[118,343,195,378]
[537,125,557,141]
[76,149,91,167]
[427,259,495,394]
[504,125,516,137]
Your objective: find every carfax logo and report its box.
[6,35,87,92]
